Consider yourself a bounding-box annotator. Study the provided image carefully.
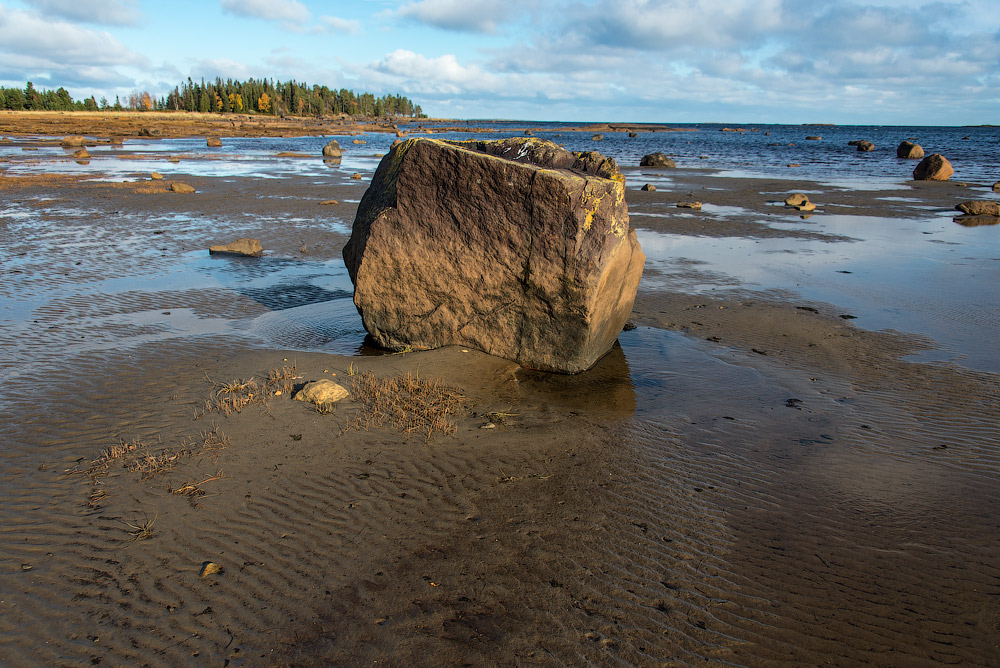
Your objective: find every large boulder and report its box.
[896,141,924,159]
[60,135,87,148]
[343,137,645,373]
[322,140,342,159]
[913,154,953,181]
[206,136,222,147]
[640,152,676,168]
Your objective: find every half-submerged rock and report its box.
[343,137,645,373]
[209,238,263,257]
[322,140,342,160]
[640,152,676,168]
[913,154,953,181]
[896,141,924,159]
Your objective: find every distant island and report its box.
[0,78,424,118]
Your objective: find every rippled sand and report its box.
[1,142,999,666]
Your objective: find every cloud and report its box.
[21,0,142,25]
[220,0,310,23]
[0,5,144,67]
[318,15,361,34]
[394,0,532,33]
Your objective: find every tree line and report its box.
[0,79,424,118]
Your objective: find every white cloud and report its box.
[220,0,310,23]
[318,15,361,34]
[371,49,499,93]
[395,0,532,33]
[0,5,144,66]
[22,0,142,26]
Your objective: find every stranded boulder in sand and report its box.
[343,137,645,373]
[322,140,342,159]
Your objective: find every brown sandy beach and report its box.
[2,116,1000,667]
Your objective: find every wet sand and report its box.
[2,130,1000,667]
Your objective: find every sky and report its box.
[0,0,997,125]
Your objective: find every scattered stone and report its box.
[395,130,407,137]
[787,163,801,167]
[208,238,263,257]
[110,136,124,146]
[955,201,1000,217]
[150,172,163,180]
[319,199,340,205]
[639,152,676,168]
[640,184,656,191]
[353,139,367,144]
[206,137,222,147]
[847,140,862,146]
[677,201,702,210]
[856,140,875,152]
[295,379,349,405]
[524,130,533,136]
[805,136,822,140]
[896,141,924,159]
[912,154,953,181]
[199,562,223,577]
[343,137,645,373]
[322,140,343,159]
[351,173,362,180]
[794,201,816,212]
[60,135,87,148]
[72,148,90,159]
[628,132,638,137]
[168,156,180,163]
[784,194,816,211]
[592,134,603,141]
[138,127,161,137]
[275,151,311,157]
[169,182,195,193]
[993,181,1000,192]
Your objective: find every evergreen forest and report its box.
[0,78,424,118]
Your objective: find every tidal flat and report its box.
[1,120,999,667]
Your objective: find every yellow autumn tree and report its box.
[258,92,270,113]
[215,93,223,112]
[141,91,153,111]
[229,93,243,112]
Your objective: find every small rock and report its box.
[72,148,90,159]
[209,238,263,256]
[206,137,222,147]
[351,173,362,180]
[61,135,87,148]
[677,201,702,210]
[955,201,1000,217]
[323,140,342,159]
[592,134,603,141]
[847,140,862,146]
[395,131,407,137]
[794,202,816,212]
[480,423,497,430]
[319,200,340,205]
[993,181,1000,192]
[896,141,924,159]
[640,184,656,192]
[524,130,533,136]
[805,136,822,140]
[169,182,195,193]
[913,154,953,181]
[784,193,810,206]
[856,140,875,152]
[628,132,637,137]
[640,152,676,168]
[353,139,367,144]
[199,562,223,577]
[786,163,800,167]
[295,379,349,405]
[150,172,163,180]
[21,563,33,572]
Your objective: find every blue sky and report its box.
[0,0,997,124]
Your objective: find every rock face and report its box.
[209,238,263,256]
[856,140,875,152]
[322,140,342,159]
[343,137,645,373]
[955,201,1000,217]
[640,153,676,168]
[913,154,953,181]
[896,141,924,159]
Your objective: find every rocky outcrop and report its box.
[913,154,953,181]
[640,152,676,168]
[322,140,342,159]
[955,201,1000,217]
[209,238,263,256]
[896,141,924,159]
[856,140,875,152]
[343,137,645,373]
[206,137,222,147]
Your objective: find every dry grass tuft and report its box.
[201,364,298,416]
[342,371,465,442]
